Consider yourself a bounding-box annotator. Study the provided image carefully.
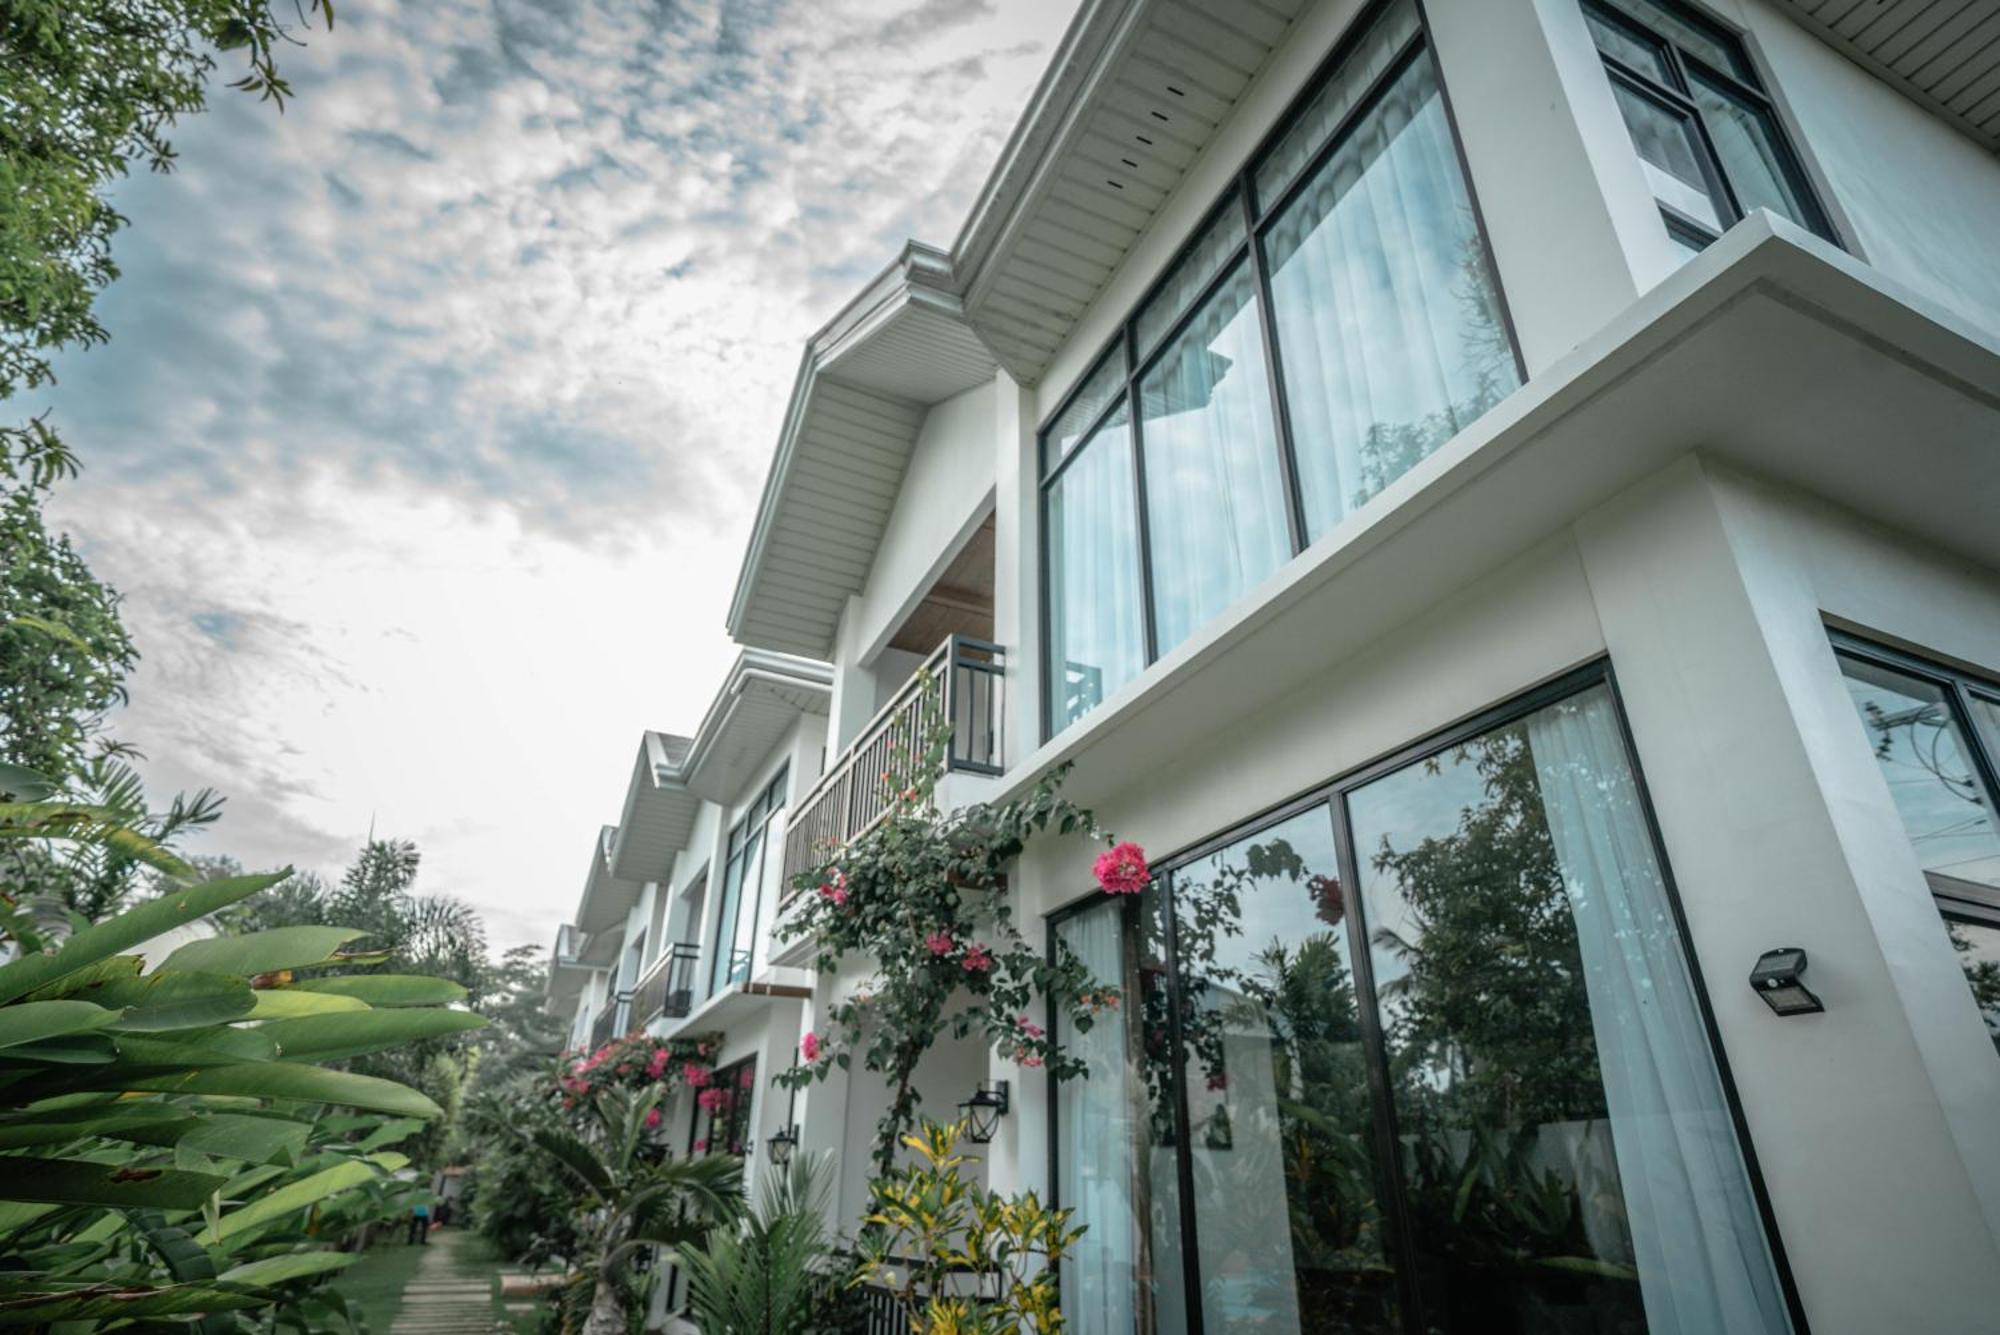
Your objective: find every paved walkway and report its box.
[387,1230,504,1335]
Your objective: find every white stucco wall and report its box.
[1735,0,2000,337]
[852,379,998,663]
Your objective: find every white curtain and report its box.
[1264,49,1516,541]
[1056,904,1139,1335]
[1138,263,1289,654]
[1526,686,1791,1335]
[1047,414,1146,731]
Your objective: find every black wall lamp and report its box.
[959,1080,1010,1144]
[1750,947,1823,1016]
[766,1066,801,1165]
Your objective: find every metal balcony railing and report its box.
[588,997,622,1050]
[631,942,700,1027]
[780,636,1004,894]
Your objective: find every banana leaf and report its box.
[254,1008,484,1062]
[159,928,365,978]
[0,1156,226,1209]
[287,975,467,1007]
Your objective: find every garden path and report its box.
[386,1229,505,1335]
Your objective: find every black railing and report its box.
[859,1283,909,1335]
[630,942,700,1027]
[588,997,622,1050]
[781,636,1005,892]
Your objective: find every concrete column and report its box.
[1574,457,2000,1333]
[825,597,876,756]
[1424,0,1678,373]
[991,369,1042,770]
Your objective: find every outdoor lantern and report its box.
[1750,947,1823,1016]
[959,1080,1010,1144]
[766,1124,799,1167]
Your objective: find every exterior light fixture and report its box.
[959,1080,1010,1144]
[1750,947,1822,1016]
[766,1124,799,1166]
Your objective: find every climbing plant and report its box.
[777,729,1143,1174]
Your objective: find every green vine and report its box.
[777,728,1140,1175]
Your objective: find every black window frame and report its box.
[1035,0,1525,743]
[1830,631,2000,932]
[692,1055,758,1159]
[1583,0,1835,250]
[709,764,790,995]
[1044,658,1808,1335]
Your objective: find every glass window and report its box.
[1584,0,1829,250]
[1347,684,1790,1333]
[696,1057,757,1157]
[1947,918,2000,1052]
[1055,895,1190,1335]
[1135,200,1247,359]
[1264,50,1519,538]
[709,768,787,996]
[1139,263,1289,654]
[1168,807,1397,1334]
[1047,408,1147,733]
[1040,0,1520,737]
[1836,655,2000,891]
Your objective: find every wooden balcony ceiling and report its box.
[1779,0,2000,150]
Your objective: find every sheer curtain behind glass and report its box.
[1526,687,1791,1335]
[1047,409,1146,732]
[1139,263,1289,655]
[1056,903,1139,1335]
[1264,50,1517,540]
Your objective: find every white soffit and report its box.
[955,0,1308,385]
[576,824,640,938]
[728,247,997,659]
[1779,0,2000,150]
[604,652,832,882]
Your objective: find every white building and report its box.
[551,1,2000,1331]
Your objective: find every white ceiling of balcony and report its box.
[956,0,1308,385]
[576,824,641,937]
[1779,0,2000,150]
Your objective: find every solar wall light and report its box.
[1750,947,1822,1016]
[959,1080,1010,1144]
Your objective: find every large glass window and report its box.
[1038,0,1519,738]
[1052,674,1793,1334]
[1833,638,2000,1052]
[709,766,788,996]
[1584,0,1832,254]
[1264,46,1518,539]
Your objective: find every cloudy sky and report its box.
[40,0,1078,951]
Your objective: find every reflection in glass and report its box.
[1610,82,1723,231]
[1836,655,2000,890]
[1347,685,1789,1333]
[1972,696,2000,767]
[1593,0,1753,82]
[1584,9,1673,82]
[1136,200,1247,359]
[1947,918,2000,1053]
[1050,351,1130,470]
[1255,0,1421,209]
[1047,408,1147,733]
[1686,73,1814,230]
[1139,263,1289,655]
[1056,897,1190,1334]
[1168,807,1398,1334]
[1264,51,1519,541]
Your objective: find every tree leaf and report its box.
[254,1008,484,1062]
[172,1114,309,1166]
[0,873,289,1005]
[0,1001,119,1050]
[243,989,367,1019]
[196,1154,404,1246]
[114,1027,278,1067]
[87,971,257,1031]
[216,1252,356,1286]
[0,1156,226,1209]
[288,975,467,1007]
[158,927,365,978]
[0,1281,267,1322]
[113,1063,442,1118]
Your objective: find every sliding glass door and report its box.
[1051,673,1792,1334]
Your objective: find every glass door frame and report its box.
[1045,657,1809,1334]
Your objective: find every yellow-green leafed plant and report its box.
[0,761,484,1329]
[857,1120,1084,1335]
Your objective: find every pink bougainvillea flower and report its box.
[740,1065,756,1089]
[683,1062,712,1088]
[697,1087,729,1113]
[1016,1015,1045,1040]
[1020,1052,1045,1069]
[1093,842,1152,896]
[1207,1071,1229,1092]
[646,1048,670,1079]
[693,1138,708,1153]
[800,1031,821,1062]
[645,1107,662,1129]
[924,930,955,958]
[961,944,994,973]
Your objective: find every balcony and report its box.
[587,995,625,1051]
[780,636,1004,891]
[630,942,701,1028]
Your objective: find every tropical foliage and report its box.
[678,1149,862,1335]
[856,1120,1082,1335]
[0,767,482,1328]
[778,731,1128,1173]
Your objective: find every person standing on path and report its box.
[407,1201,431,1246]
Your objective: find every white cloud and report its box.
[36,0,1080,950]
